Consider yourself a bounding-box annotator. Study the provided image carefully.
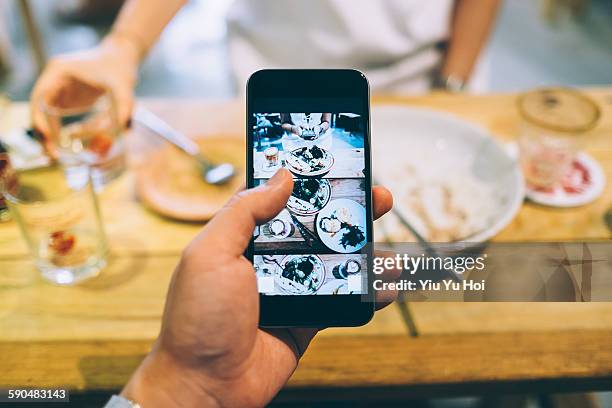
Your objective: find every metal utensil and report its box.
[288,212,319,247]
[133,107,235,185]
[262,255,283,270]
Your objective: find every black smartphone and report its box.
[246,69,374,328]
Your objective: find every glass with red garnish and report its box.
[3,163,108,285]
[517,88,600,189]
[38,80,125,190]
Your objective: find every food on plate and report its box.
[277,255,325,294]
[316,199,367,252]
[287,179,331,215]
[286,145,333,176]
[339,223,366,249]
[318,216,342,233]
[293,178,325,205]
[409,184,469,242]
[335,206,352,224]
[378,159,496,242]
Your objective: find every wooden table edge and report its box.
[2,330,612,397]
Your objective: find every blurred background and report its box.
[1,0,612,100]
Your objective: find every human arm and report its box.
[281,113,301,136]
[318,112,331,133]
[440,0,502,84]
[31,0,187,137]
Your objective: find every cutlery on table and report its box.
[133,107,235,185]
[288,212,319,247]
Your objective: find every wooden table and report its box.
[1,90,612,404]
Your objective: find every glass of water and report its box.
[39,83,126,190]
[1,161,108,285]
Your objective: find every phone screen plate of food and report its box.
[246,70,374,328]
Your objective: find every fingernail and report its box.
[268,168,287,186]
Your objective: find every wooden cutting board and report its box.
[135,135,245,221]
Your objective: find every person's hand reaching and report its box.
[289,124,303,136]
[30,35,140,146]
[121,169,397,407]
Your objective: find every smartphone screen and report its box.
[247,70,374,327]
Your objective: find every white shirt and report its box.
[226,0,454,93]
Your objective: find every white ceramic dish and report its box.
[316,198,367,253]
[372,105,524,243]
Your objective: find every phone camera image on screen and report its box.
[252,111,368,296]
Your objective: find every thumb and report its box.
[195,168,294,258]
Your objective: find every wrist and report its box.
[122,348,220,408]
[102,31,144,65]
[432,73,468,93]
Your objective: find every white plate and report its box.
[316,198,367,253]
[372,105,524,243]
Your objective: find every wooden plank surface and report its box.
[2,330,612,397]
[1,91,612,393]
[0,256,406,342]
[407,303,612,335]
[290,330,612,389]
[2,91,611,258]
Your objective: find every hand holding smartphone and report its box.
[247,69,374,327]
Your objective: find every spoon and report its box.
[133,107,235,185]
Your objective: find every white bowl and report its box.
[372,105,524,243]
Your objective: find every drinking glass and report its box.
[0,95,10,221]
[517,88,600,188]
[2,162,108,285]
[40,84,126,190]
[264,146,280,169]
[0,152,13,222]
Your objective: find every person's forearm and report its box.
[441,0,501,81]
[106,0,187,61]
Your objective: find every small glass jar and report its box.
[517,88,600,189]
